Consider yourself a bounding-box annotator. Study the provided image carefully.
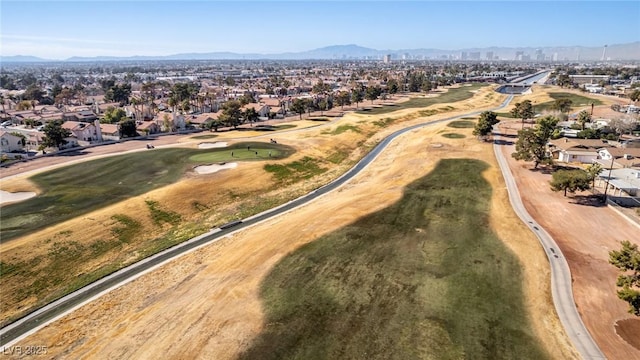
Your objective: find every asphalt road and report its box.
[492,130,605,359]
[5,94,592,355]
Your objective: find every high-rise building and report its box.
[515,51,524,61]
[601,45,608,61]
[460,51,468,60]
[469,51,481,60]
[486,51,494,60]
[383,54,391,63]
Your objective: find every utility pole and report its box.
[602,155,615,202]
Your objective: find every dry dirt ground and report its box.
[498,118,640,360]
[3,87,577,359]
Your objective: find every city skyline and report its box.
[1,1,639,60]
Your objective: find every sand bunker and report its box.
[194,162,238,174]
[0,190,36,205]
[198,142,228,149]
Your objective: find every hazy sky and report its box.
[1,1,639,59]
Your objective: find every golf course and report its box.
[0,84,577,359]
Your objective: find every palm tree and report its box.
[577,110,591,130]
[168,95,178,114]
[585,163,603,189]
[130,97,140,120]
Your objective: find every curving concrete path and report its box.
[492,130,605,359]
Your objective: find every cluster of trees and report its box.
[557,65,640,79]
[205,100,261,131]
[609,241,640,316]
[290,95,335,119]
[167,82,200,112]
[403,71,436,93]
[103,82,132,104]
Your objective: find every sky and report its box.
[1,1,639,59]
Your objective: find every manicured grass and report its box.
[189,143,286,162]
[0,142,294,241]
[447,120,476,128]
[534,92,604,113]
[356,83,488,115]
[240,159,549,360]
[442,133,466,139]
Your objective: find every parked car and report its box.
[1,121,12,127]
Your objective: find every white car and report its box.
[1,121,12,127]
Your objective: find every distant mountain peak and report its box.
[1,42,639,62]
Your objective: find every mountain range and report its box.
[2,42,639,62]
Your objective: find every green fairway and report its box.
[0,142,293,241]
[356,83,488,115]
[442,133,466,139]
[240,159,549,360]
[447,120,476,128]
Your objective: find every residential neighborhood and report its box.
[2,59,639,161]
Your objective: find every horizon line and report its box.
[2,41,638,61]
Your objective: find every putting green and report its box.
[189,147,284,162]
